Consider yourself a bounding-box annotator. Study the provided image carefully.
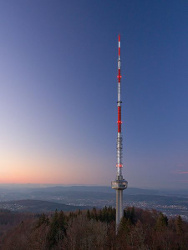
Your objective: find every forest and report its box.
[0,206,188,249]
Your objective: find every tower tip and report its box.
[118,34,120,42]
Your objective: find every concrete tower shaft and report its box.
[111,34,128,229]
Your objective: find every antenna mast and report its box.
[111,34,128,229]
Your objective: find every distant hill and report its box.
[0,199,90,213]
[0,186,188,220]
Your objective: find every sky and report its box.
[0,0,187,189]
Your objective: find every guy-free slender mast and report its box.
[111,35,128,229]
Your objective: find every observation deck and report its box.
[111,178,128,190]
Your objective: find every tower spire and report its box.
[111,35,128,230]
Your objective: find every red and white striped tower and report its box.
[112,34,128,230]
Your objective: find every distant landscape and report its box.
[0,185,187,220]
[0,185,188,249]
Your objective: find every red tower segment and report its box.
[118,34,121,57]
[117,106,122,132]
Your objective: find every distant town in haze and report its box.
[0,184,188,221]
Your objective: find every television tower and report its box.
[111,34,128,229]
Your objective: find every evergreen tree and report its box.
[47,210,59,248]
[175,215,183,235]
[155,212,168,231]
[36,213,49,228]
[124,207,136,224]
[87,209,91,220]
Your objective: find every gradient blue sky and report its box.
[0,0,187,189]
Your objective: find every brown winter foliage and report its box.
[0,207,188,249]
